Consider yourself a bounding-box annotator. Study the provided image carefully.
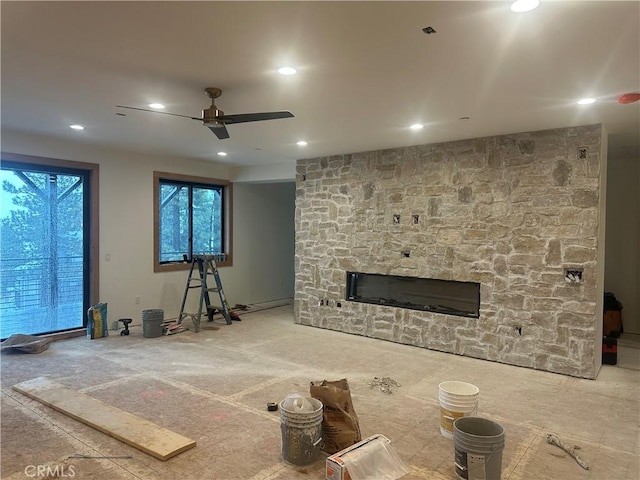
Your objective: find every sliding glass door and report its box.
[0,160,91,338]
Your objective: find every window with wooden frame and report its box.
[153,171,232,272]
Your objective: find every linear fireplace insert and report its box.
[346,272,480,318]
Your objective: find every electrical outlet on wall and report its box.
[577,147,588,159]
[564,268,584,284]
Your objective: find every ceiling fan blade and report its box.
[209,125,230,140]
[115,105,201,121]
[216,111,294,124]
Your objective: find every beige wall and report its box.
[226,182,295,304]
[605,155,640,334]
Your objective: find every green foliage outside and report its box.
[159,182,223,262]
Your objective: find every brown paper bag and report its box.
[310,378,362,454]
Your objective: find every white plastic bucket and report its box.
[453,416,505,480]
[279,397,323,466]
[438,381,479,439]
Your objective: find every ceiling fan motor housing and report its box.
[203,107,225,128]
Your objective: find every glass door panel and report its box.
[0,164,88,338]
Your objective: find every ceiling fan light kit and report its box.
[116,87,294,140]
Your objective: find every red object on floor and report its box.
[602,337,618,365]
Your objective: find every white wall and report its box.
[231,162,296,183]
[1,130,296,328]
[605,155,640,334]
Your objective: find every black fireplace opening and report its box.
[346,272,480,318]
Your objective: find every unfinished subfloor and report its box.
[1,304,639,480]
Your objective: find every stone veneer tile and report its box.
[295,125,604,378]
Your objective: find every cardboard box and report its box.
[326,434,390,480]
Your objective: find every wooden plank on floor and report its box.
[12,377,196,461]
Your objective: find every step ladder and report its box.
[178,254,233,332]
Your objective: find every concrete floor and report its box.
[1,304,639,480]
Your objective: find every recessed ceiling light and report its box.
[577,98,596,105]
[278,66,297,75]
[149,103,165,109]
[296,140,308,146]
[217,152,227,157]
[410,123,424,130]
[69,124,84,130]
[510,0,539,13]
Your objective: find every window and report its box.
[153,172,232,272]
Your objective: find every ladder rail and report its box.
[201,256,232,325]
[178,259,198,321]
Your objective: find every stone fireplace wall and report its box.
[294,125,605,378]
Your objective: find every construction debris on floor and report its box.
[547,433,590,470]
[369,376,401,394]
[162,322,187,335]
[1,333,54,354]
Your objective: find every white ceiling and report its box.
[2,1,639,168]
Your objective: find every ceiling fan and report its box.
[116,87,294,139]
